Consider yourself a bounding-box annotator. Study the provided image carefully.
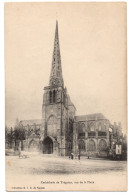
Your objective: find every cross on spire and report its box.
[49,21,64,87]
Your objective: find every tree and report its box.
[5,127,14,149]
[13,124,26,150]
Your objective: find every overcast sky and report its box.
[5,2,127,133]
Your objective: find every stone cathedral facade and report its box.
[19,22,123,157]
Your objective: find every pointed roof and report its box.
[49,21,64,87]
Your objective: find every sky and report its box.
[5,2,127,133]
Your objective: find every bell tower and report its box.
[42,21,69,156]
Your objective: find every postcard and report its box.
[5,2,127,191]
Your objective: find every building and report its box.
[18,21,123,157]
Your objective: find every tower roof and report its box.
[49,21,64,87]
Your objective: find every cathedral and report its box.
[19,21,123,157]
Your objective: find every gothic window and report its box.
[49,90,57,104]
[103,123,106,131]
[47,115,57,137]
[48,115,56,125]
[88,140,96,151]
[79,123,85,132]
[98,123,102,131]
[49,91,53,103]
[99,139,107,151]
[78,123,85,138]
[81,123,85,132]
[90,124,95,131]
[53,90,56,103]
[78,140,85,151]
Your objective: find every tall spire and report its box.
[49,21,64,87]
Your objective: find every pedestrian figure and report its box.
[71,153,74,160]
[87,152,89,159]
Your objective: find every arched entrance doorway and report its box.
[43,136,53,154]
[88,140,96,152]
[98,139,107,157]
[78,140,86,155]
[99,139,107,151]
[28,139,39,151]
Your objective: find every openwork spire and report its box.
[49,21,64,87]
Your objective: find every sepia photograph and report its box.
[5,2,127,191]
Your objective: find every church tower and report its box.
[42,21,76,156]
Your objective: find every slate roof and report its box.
[75,113,107,122]
[20,119,42,126]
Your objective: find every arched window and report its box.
[99,139,107,151]
[78,123,85,138]
[53,90,56,103]
[78,140,85,151]
[103,122,106,131]
[49,91,52,103]
[98,123,102,131]
[47,115,57,137]
[81,123,85,132]
[90,123,95,131]
[88,140,96,151]
[47,115,56,125]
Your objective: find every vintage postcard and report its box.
[5,2,127,191]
